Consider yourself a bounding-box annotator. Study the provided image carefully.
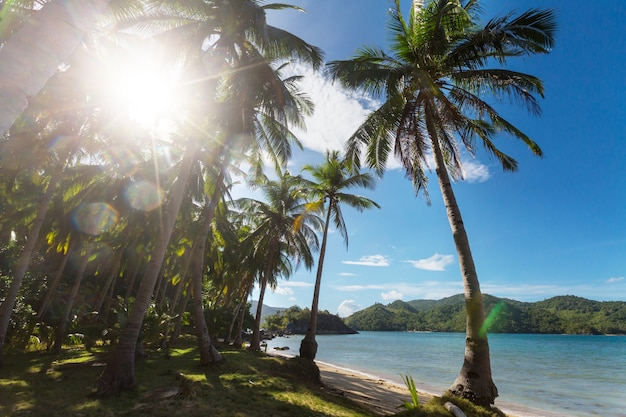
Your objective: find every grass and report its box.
[0,337,509,417]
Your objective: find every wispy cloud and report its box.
[337,300,361,317]
[338,272,358,277]
[608,276,625,283]
[404,253,455,271]
[343,254,391,267]
[280,281,314,288]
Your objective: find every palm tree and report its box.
[299,150,379,360]
[327,0,556,406]
[238,170,320,351]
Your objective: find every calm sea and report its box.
[268,332,626,417]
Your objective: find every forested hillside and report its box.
[345,295,626,335]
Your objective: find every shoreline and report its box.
[268,349,561,417]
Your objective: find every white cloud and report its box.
[381,290,403,301]
[337,300,361,317]
[608,276,625,283]
[288,64,377,154]
[461,160,491,183]
[338,272,358,276]
[343,254,391,267]
[272,286,294,296]
[404,253,454,271]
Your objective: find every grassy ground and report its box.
[0,337,507,417]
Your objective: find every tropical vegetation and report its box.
[0,0,557,412]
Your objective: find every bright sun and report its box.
[101,45,185,131]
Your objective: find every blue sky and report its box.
[252,0,626,317]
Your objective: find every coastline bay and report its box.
[268,332,626,417]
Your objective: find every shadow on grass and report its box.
[0,340,376,417]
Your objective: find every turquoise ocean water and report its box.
[268,332,626,417]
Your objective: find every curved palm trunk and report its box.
[427,111,497,406]
[97,145,196,395]
[300,204,332,360]
[0,165,63,369]
[0,0,111,136]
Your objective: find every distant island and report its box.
[260,295,626,335]
[262,306,358,335]
[345,295,626,335]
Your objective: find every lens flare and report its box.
[480,301,506,337]
[125,180,164,211]
[72,203,119,235]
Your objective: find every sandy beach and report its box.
[316,360,427,415]
[268,350,560,417]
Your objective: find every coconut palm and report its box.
[299,150,379,360]
[237,170,321,351]
[327,0,556,406]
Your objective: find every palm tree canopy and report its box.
[327,0,556,198]
[301,150,380,248]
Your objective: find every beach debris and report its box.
[444,401,467,417]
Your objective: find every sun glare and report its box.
[102,47,185,131]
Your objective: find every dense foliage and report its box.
[345,295,626,335]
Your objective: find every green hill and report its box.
[345,295,626,335]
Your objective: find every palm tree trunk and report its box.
[52,242,92,353]
[37,239,76,321]
[300,204,332,360]
[250,273,269,351]
[92,252,122,314]
[426,108,497,406]
[0,0,111,136]
[97,144,197,395]
[189,193,224,364]
[0,165,63,369]
[190,169,226,364]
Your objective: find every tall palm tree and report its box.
[238,170,320,351]
[299,150,379,360]
[327,0,556,406]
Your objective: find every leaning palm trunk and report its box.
[0,0,111,136]
[427,113,497,406]
[300,205,332,360]
[97,144,197,395]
